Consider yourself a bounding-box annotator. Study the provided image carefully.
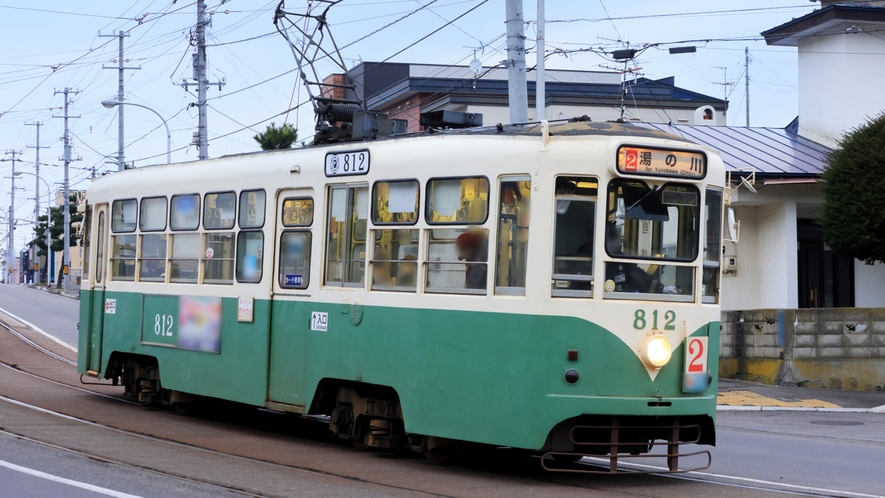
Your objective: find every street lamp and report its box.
[101,100,171,165]
[14,171,52,284]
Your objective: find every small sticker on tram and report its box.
[284,274,303,286]
[105,299,116,314]
[311,312,328,332]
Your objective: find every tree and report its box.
[820,112,885,264]
[253,122,297,150]
[31,195,82,285]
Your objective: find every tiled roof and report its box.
[640,123,831,177]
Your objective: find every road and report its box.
[0,284,80,347]
[1,282,884,497]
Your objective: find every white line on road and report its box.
[583,457,885,498]
[0,305,77,352]
[718,405,885,414]
[0,458,143,498]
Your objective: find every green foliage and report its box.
[820,112,885,264]
[253,122,298,150]
[31,195,82,257]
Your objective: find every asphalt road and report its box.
[0,284,80,347]
[1,282,884,497]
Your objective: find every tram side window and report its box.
[139,234,167,282]
[282,198,314,227]
[111,199,137,233]
[110,234,136,281]
[236,231,264,283]
[425,177,489,224]
[204,232,235,284]
[495,177,531,295]
[279,231,311,289]
[170,233,200,283]
[370,229,419,291]
[140,197,167,231]
[373,180,419,225]
[324,185,368,286]
[81,206,92,282]
[426,228,488,294]
[171,194,200,231]
[95,212,106,284]
[239,189,266,229]
[703,189,723,304]
[204,191,236,230]
[551,177,597,297]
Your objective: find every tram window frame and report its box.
[138,233,168,282]
[111,198,138,233]
[169,233,201,283]
[369,228,419,292]
[551,176,598,298]
[239,189,267,229]
[278,230,311,289]
[170,193,201,231]
[140,196,168,232]
[110,234,137,281]
[81,206,92,283]
[323,184,369,287]
[203,191,237,230]
[95,211,106,284]
[372,179,420,226]
[703,188,723,304]
[425,228,489,295]
[203,232,235,285]
[281,197,315,227]
[425,176,490,225]
[236,231,264,284]
[495,176,532,296]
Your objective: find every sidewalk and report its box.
[718,378,885,412]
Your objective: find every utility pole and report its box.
[100,31,140,171]
[1,151,21,283]
[180,0,225,160]
[53,88,81,294]
[535,0,545,122]
[505,0,528,124]
[25,122,49,283]
[713,66,734,123]
[745,47,751,128]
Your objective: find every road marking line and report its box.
[583,457,884,498]
[0,458,143,498]
[0,306,77,352]
[717,405,882,413]
[718,390,840,409]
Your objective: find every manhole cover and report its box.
[809,420,864,426]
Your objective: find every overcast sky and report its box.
[0,0,816,250]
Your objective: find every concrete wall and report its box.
[720,308,885,390]
[798,31,885,147]
[721,202,798,310]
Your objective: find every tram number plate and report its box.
[311,312,328,332]
[685,336,708,373]
[325,149,370,177]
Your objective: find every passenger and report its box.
[397,254,418,288]
[370,251,395,287]
[456,230,487,290]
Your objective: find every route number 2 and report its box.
[685,337,708,373]
[633,309,676,331]
[154,314,174,336]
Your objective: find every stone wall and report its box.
[720,308,885,391]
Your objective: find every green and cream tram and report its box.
[78,119,725,472]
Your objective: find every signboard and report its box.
[237,297,254,323]
[141,294,222,353]
[325,149,370,177]
[105,299,116,314]
[311,312,328,331]
[684,336,709,374]
[617,146,706,179]
[284,274,303,287]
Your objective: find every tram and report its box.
[77,118,725,472]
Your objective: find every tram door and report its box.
[84,204,108,374]
[267,189,314,408]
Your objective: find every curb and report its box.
[717,404,885,413]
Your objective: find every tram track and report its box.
[0,314,876,498]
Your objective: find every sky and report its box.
[0,0,817,251]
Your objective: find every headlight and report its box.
[641,335,672,370]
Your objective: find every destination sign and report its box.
[617,146,706,179]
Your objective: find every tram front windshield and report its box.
[604,180,698,297]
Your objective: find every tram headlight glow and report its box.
[641,335,672,370]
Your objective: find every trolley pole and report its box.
[26,122,48,283]
[505,0,528,124]
[1,150,21,283]
[53,88,81,294]
[100,31,140,171]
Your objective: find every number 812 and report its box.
[633,309,676,331]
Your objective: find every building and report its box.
[325,62,727,132]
